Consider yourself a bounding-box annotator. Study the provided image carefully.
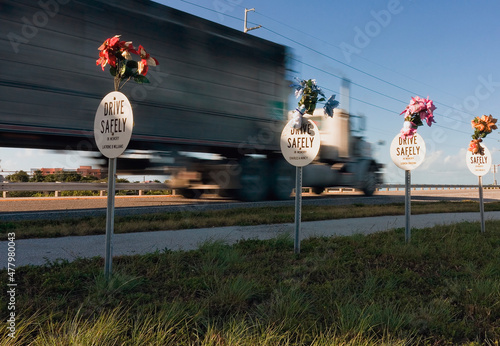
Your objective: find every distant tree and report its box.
[43,174,57,182]
[43,171,83,182]
[30,170,45,182]
[61,172,83,182]
[7,170,29,182]
[52,172,66,182]
[81,175,99,182]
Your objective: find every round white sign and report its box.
[94,91,134,158]
[466,144,491,176]
[280,118,320,167]
[390,133,426,170]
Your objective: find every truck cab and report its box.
[298,107,383,196]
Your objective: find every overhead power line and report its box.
[254,10,464,103]
[172,0,497,139]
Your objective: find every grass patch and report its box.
[1,221,500,344]
[2,201,500,239]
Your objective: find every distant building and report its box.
[32,166,105,179]
[39,168,64,176]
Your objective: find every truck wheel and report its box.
[362,170,377,196]
[269,159,294,200]
[178,188,204,199]
[311,187,325,195]
[237,157,269,202]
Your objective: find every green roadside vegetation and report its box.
[1,220,500,344]
[5,170,102,198]
[1,201,500,240]
[3,170,170,197]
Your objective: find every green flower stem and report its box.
[114,60,133,91]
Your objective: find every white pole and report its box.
[478,176,485,233]
[104,157,116,280]
[405,170,411,243]
[244,8,262,33]
[294,166,302,254]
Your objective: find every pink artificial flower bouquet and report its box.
[399,96,436,139]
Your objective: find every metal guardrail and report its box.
[377,184,499,191]
[0,182,170,197]
[321,184,498,194]
[1,182,498,198]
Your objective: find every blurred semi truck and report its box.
[0,0,382,201]
[301,105,382,197]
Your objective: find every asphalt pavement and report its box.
[2,211,500,268]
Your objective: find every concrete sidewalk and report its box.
[2,211,500,267]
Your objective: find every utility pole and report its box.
[244,8,261,33]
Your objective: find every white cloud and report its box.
[18,149,36,158]
[383,147,492,185]
[411,148,494,185]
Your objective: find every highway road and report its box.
[0,188,499,222]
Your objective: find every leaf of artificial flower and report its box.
[122,50,132,60]
[122,66,134,78]
[119,62,128,76]
[133,75,150,84]
[324,95,340,117]
[147,57,158,66]
[126,60,138,69]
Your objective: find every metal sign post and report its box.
[466,145,491,234]
[404,170,411,243]
[94,91,133,280]
[280,118,320,254]
[390,133,426,243]
[104,157,116,279]
[478,176,485,233]
[294,166,302,254]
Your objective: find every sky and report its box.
[3,0,500,184]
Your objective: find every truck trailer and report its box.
[1,0,382,201]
